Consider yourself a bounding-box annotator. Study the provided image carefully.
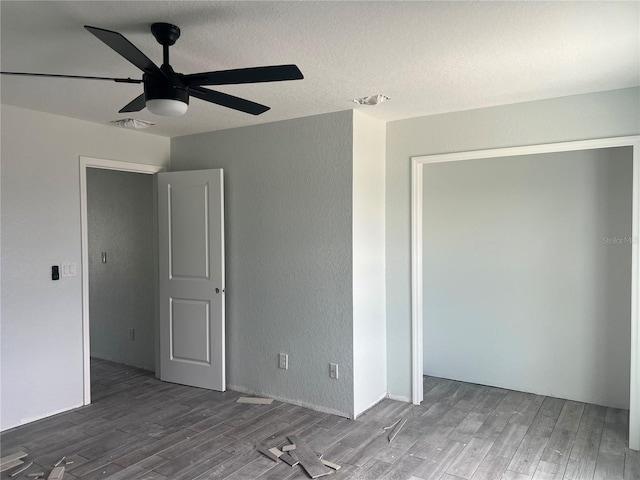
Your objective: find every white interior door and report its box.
[158,169,225,391]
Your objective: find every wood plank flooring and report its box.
[1,359,639,480]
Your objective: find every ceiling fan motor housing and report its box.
[144,82,189,105]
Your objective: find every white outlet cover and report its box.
[279,353,288,370]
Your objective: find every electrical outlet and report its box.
[129,328,135,341]
[278,353,288,370]
[330,363,338,379]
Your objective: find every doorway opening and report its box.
[411,136,640,449]
[80,157,165,405]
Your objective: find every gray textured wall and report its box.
[423,148,632,408]
[171,111,355,417]
[385,87,640,401]
[87,168,155,371]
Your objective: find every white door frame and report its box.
[79,156,165,405]
[411,136,640,450]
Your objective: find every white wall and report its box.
[423,147,632,408]
[1,105,169,430]
[352,111,387,416]
[386,87,640,401]
[171,111,355,417]
[87,168,155,371]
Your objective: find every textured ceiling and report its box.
[1,1,638,138]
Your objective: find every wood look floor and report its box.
[1,359,639,480]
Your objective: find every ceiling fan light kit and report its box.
[0,22,303,118]
[146,98,188,116]
[145,81,189,116]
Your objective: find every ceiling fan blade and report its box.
[0,71,142,83]
[119,93,146,113]
[183,64,303,86]
[85,26,164,77]
[190,86,270,115]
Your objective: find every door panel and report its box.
[169,184,209,278]
[158,169,225,391]
[170,299,210,365]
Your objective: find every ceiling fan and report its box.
[0,23,304,116]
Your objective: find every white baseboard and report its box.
[354,392,388,419]
[227,384,352,419]
[387,393,412,403]
[1,403,84,432]
[91,354,154,373]
[225,385,412,421]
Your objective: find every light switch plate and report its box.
[61,263,77,277]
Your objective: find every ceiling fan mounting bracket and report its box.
[151,23,180,46]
